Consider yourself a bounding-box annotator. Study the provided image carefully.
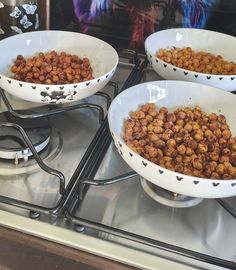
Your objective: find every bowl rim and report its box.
[108,80,236,184]
[0,30,119,87]
[145,27,236,43]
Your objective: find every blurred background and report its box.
[1,0,236,53]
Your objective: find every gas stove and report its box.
[0,52,236,270]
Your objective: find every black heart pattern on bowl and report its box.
[7,80,11,84]
[207,76,211,80]
[212,182,219,187]
[158,169,164,174]
[142,161,148,167]
[193,180,199,185]
[163,64,167,68]
[184,71,188,75]
[176,176,183,181]
[129,152,133,157]
[31,86,36,89]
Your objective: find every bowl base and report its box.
[140,177,203,208]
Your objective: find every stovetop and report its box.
[0,52,236,270]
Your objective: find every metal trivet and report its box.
[0,110,51,160]
[140,177,203,208]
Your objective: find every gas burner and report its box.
[0,111,51,160]
[0,128,62,176]
[140,177,203,208]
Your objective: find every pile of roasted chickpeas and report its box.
[156,47,236,75]
[10,51,94,84]
[124,103,236,179]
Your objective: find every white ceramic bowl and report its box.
[145,28,236,92]
[0,30,119,104]
[108,80,236,198]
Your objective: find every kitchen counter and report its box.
[0,210,198,270]
[0,225,139,270]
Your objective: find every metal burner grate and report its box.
[140,177,203,208]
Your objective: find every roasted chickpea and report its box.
[222,129,231,140]
[219,138,227,146]
[164,122,174,129]
[176,155,183,163]
[146,115,153,122]
[209,113,218,121]
[148,107,158,117]
[165,147,177,157]
[131,111,145,119]
[230,152,236,166]
[153,126,164,134]
[186,147,194,156]
[231,144,236,151]
[155,139,166,148]
[156,113,165,120]
[175,164,184,173]
[166,113,176,122]
[222,148,231,155]
[211,172,220,179]
[166,139,176,148]
[219,155,230,163]
[177,144,186,155]
[216,163,226,174]
[182,156,191,163]
[218,114,226,123]
[177,111,186,120]
[172,125,181,133]
[154,119,164,127]
[186,110,194,120]
[209,122,219,131]
[176,119,184,127]
[214,129,222,138]
[194,132,204,142]
[187,139,198,150]
[174,133,184,144]
[184,123,192,132]
[209,152,220,161]
[193,159,203,170]
[192,122,200,131]
[192,169,201,177]
[159,107,168,114]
